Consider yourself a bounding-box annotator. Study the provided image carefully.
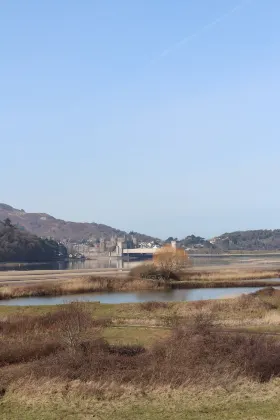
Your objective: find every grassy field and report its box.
[2,380,280,420]
[2,288,280,419]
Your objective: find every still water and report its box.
[0,260,121,271]
[2,254,280,271]
[0,286,269,306]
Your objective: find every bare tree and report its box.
[57,302,99,351]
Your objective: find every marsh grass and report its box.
[0,276,165,301]
[1,268,280,302]
[181,269,280,282]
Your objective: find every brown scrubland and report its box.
[1,298,280,388]
[2,289,280,418]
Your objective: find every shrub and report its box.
[0,336,61,366]
[153,245,191,280]
[26,315,280,386]
[3,305,280,388]
[0,302,103,366]
[130,263,180,281]
[108,345,145,356]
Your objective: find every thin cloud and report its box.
[152,0,252,62]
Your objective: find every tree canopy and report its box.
[0,220,68,262]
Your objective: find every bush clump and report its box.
[3,305,280,389]
[130,263,180,281]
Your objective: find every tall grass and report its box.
[131,264,280,282]
[181,269,280,282]
[0,276,165,301]
[1,268,280,301]
[172,280,280,289]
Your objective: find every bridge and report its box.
[121,248,157,259]
[113,240,177,259]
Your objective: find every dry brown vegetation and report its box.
[129,263,181,280]
[0,276,165,301]
[163,292,280,328]
[131,264,280,284]
[0,303,108,370]
[24,322,280,387]
[181,269,280,282]
[2,292,280,418]
[140,301,169,311]
[130,247,191,281]
[153,245,191,279]
[173,279,280,289]
[1,267,280,302]
[2,300,280,393]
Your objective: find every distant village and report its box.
[53,234,213,260]
[64,234,161,260]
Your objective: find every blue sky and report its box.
[1,0,280,239]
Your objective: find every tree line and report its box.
[0,218,68,262]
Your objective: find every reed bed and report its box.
[182,269,280,282]
[0,276,165,301]
[1,267,280,301]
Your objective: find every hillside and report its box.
[0,204,156,243]
[169,231,280,253]
[0,219,68,262]
[178,235,216,250]
[2,204,280,251]
[211,230,280,251]
[165,235,220,253]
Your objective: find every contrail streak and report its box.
[153,0,251,62]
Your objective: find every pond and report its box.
[0,286,273,306]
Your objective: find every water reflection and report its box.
[0,286,271,306]
[0,259,141,272]
[2,254,280,272]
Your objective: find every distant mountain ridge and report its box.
[2,204,280,251]
[168,231,280,252]
[211,230,280,251]
[0,203,156,243]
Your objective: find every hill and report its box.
[0,204,157,243]
[2,204,279,252]
[165,235,219,253]
[211,230,280,251]
[0,219,68,262]
[168,231,280,253]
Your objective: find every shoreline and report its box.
[0,271,280,302]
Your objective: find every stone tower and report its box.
[99,238,106,253]
[116,238,124,257]
[132,235,138,248]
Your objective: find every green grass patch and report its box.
[2,384,280,420]
[103,326,170,346]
